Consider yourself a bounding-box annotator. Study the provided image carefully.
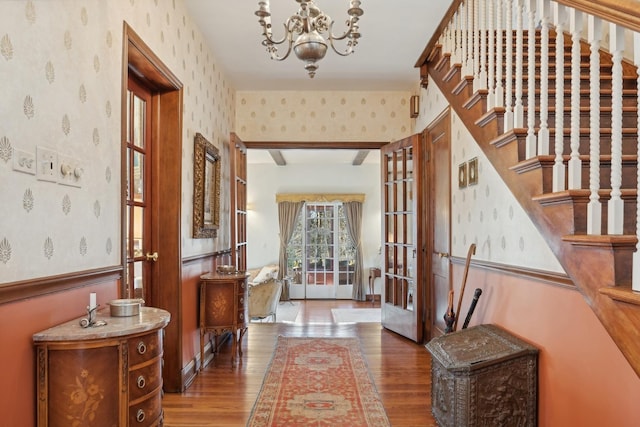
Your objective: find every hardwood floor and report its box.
[162,300,437,426]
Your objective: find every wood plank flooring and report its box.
[162,300,437,426]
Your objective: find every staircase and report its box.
[420,0,640,377]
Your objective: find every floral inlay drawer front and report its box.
[48,346,119,427]
[128,356,162,402]
[128,331,162,368]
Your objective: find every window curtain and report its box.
[344,201,365,301]
[277,201,303,283]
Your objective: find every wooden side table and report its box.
[199,271,249,368]
[368,267,381,305]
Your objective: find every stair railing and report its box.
[423,0,640,290]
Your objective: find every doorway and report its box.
[123,23,183,391]
[287,203,357,299]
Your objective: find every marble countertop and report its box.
[33,306,171,342]
[201,271,250,280]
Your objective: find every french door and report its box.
[230,133,247,271]
[125,76,154,303]
[380,134,426,342]
[288,203,356,299]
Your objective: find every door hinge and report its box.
[425,150,430,162]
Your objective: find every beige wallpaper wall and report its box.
[236,91,412,142]
[0,0,234,283]
[415,84,564,272]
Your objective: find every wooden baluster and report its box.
[514,0,525,128]
[477,0,488,92]
[633,32,640,291]
[487,0,496,109]
[608,23,625,234]
[568,9,583,189]
[453,9,461,63]
[525,0,537,158]
[552,3,567,192]
[495,0,505,108]
[587,16,603,235]
[465,0,473,76]
[504,0,514,131]
[458,5,464,64]
[537,0,551,155]
[474,0,481,88]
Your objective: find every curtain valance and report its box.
[275,193,365,203]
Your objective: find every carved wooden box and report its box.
[425,324,538,427]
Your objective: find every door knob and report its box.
[437,252,449,258]
[146,252,158,262]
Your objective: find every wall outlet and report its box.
[58,154,83,187]
[36,146,58,183]
[12,148,36,175]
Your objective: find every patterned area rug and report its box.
[247,337,391,427]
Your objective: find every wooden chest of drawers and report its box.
[199,272,249,367]
[425,324,538,427]
[33,307,170,427]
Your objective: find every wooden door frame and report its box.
[122,23,183,392]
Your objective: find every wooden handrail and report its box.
[556,0,640,34]
[414,0,463,68]
[415,0,640,69]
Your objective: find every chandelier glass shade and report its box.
[255,0,363,78]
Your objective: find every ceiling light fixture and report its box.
[255,0,363,78]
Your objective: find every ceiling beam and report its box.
[268,150,286,166]
[243,140,388,150]
[352,150,370,166]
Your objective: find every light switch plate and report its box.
[12,148,36,175]
[58,154,83,187]
[36,146,58,182]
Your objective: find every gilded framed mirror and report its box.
[193,132,220,238]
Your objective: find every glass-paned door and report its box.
[287,203,356,299]
[381,134,424,342]
[125,77,154,302]
[230,133,247,271]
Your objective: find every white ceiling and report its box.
[183,0,453,163]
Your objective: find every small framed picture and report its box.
[468,157,478,186]
[458,162,467,188]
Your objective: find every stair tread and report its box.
[599,286,640,306]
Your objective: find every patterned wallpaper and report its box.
[415,84,563,272]
[0,0,235,283]
[236,91,412,142]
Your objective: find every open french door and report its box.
[230,133,247,271]
[380,134,426,343]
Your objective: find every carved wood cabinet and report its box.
[199,272,249,367]
[33,307,170,427]
[425,324,539,427]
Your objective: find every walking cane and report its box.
[462,288,482,329]
[453,243,476,331]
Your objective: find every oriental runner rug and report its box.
[247,336,391,427]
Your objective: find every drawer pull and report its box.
[136,375,146,389]
[137,341,147,355]
[241,282,245,289]
[136,409,146,423]
[239,313,244,320]
[240,297,244,304]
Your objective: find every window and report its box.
[286,203,356,289]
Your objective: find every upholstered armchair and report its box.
[248,279,283,322]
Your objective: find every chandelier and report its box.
[255,0,363,78]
